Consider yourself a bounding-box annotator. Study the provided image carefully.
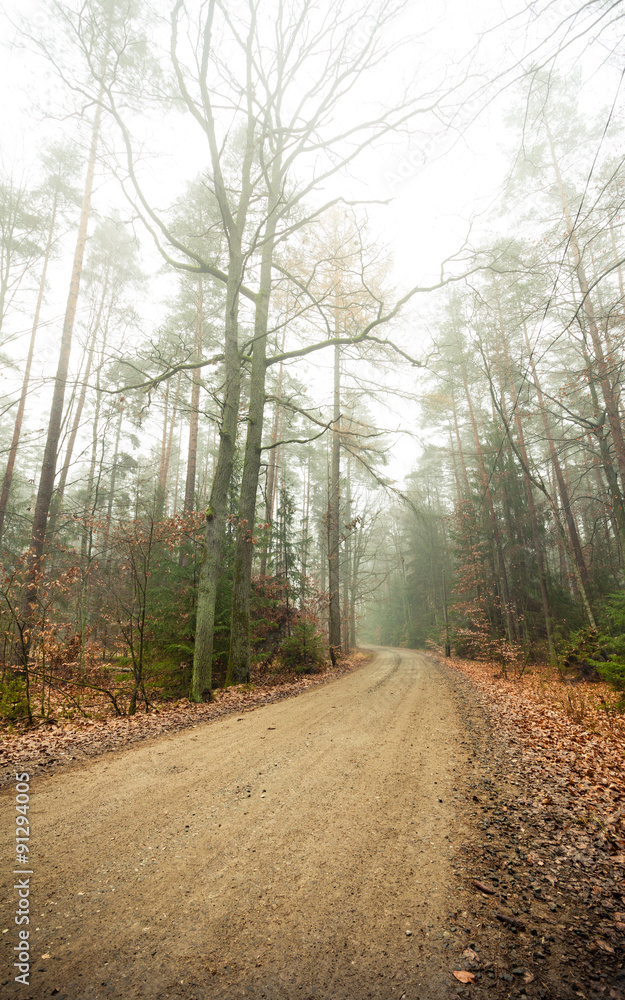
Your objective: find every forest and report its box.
[1,0,625,725]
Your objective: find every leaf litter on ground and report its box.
[428,648,625,999]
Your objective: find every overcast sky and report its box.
[1,0,623,488]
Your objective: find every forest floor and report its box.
[427,649,625,1000]
[0,646,624,1000]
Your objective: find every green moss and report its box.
[0,675,30,721]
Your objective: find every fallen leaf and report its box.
[453,971,475,983]
[462,947,480,962]
[595,939,614,954]
[524,972,534,984]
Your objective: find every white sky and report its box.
[0,0,622,492]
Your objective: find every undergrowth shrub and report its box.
[591,594,625,701]
[279,621,325,673]
[559,594,625,705]
[0,673,30,722]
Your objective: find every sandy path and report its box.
[1,647,477,1000]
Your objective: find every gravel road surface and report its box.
[1,646,478,999]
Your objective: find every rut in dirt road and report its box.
[1,647,478,1000]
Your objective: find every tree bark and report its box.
[498,321,555,660]
[460,355,515,644]
[301,455,311,601]
[18,85,104,650]
[161,371,182,516]
[183,279,203,513]
[328,341,342,661]
[191,255,243,701]
[226,185,279,685]
[102,400,124,570]
[48,306,102,540]
[342,454,352,656]
[522,323,593,586]
[259,386,283,577]
[0,189,58,543]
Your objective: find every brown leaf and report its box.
[462,947,480,963]
[453,971,475,984]
[595,939,614,954]
[524,972,534,984]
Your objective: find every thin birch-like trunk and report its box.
[328,340,342,661]
[183,280,203,513]
[0,190,58,543]
[19,80,105,652]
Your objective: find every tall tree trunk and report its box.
[81,333,108,562]
[162,371,182,516]
[301,455,311,601]
[448,429,463,503]
[48,309,102,540]
[183,280,203,513]
[586,430,623,583]
[448,399,482,604]
[191,252,243,701]
[190,53,259,700]
[155,381,170,517]
[523,323,593,585]
[459,356,515,644]
[328,341,342,661]
[609,218,625,300]
[578,333,625,571]
[0,190,58,543]
[78,396,113,661]
[342,455,352,656]
[491,349,596,629]
[102,400,124,570]
[259,335,286,577]
[18,84,104,650]
[498,321,555,660]
[451,389,471,495]
[226,186,280,685]
[318,502,328,596]
[173,418,183,513]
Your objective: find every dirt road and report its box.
[1,647,480,999]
